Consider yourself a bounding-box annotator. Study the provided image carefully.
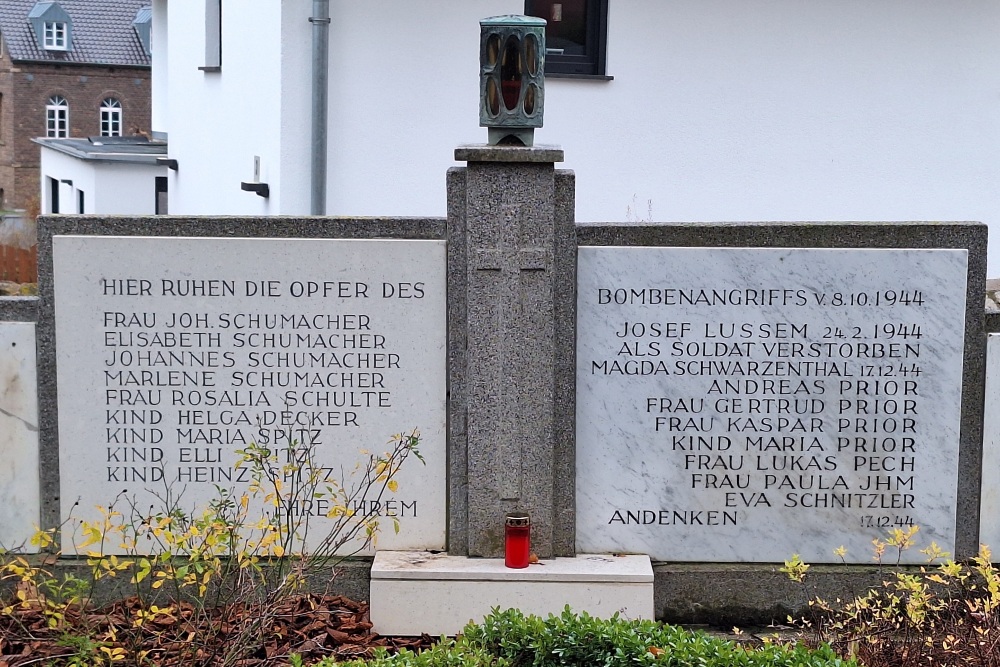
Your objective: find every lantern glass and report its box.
[500,35,522,111]
[525,33,538,76]
[524,83,536,115]
[486,78,500,116]
[486,33,501,66]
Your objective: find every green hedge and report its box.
[324,607,855,667]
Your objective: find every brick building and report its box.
[0,0,150,211]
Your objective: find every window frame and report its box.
[46,95,68,138]
[48,177,59,213]
[524,0,610,79]
[155,176,168,214]
[200,0,222,71]
[43,21,68,50]
[100,97,122,137]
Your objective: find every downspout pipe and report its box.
[309,0,330,215]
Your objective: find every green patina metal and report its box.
[479,15,546,146]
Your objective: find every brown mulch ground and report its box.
[0,594,436,666]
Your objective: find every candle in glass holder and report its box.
[504,512,531,568]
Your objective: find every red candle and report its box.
[505,512,530,568]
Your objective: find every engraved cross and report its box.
[473,245,549,499]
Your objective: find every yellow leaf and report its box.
[387,479,399,492]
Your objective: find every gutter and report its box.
[10,58,150,69]
[309,0,330,215]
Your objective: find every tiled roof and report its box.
[0,0,150,67]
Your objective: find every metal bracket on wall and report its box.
[240,182,269,198]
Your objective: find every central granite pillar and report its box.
[447,144,576,558]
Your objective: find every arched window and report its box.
[100,98,122,137]
[46,95,68,137]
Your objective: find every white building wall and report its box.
[163,1,1000,273]
[164,0,282,215]
[322,1,521,217]
[277,0,312,215]
[551,0,1000,250]
[322,1,1000,273]
[93,163,161,214]
[39,147,97,214]
[151,0,168,138]
[40,147,163,215]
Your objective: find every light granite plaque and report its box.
[0,322,40,552]
[53,236,446,554]
[979,333,1000,551]
[577,247,968,563]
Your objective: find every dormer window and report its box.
[133,6,152,57]
[28,2,73,52]
[44,21,67,49]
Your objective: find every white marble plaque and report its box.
[53,236,446,554]
[577,247,968,563]
[0,322,40,552]
[979,334,1000,552]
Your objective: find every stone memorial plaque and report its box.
[979,334,1000,550]
[577,247,968,563]
[0,322,40,552]
[53,236,446,554]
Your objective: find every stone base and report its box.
[369,551,654,636]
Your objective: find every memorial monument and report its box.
[0,14,989,635]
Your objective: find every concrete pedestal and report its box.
[369,551,653,636]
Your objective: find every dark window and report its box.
[49,177,59,213]
[524,0,609,77]
[155,176,168,214]
[77,189,84,213]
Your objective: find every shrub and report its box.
[328,607,855,667]
[0,429,423,667]
[784,529,1000,666]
